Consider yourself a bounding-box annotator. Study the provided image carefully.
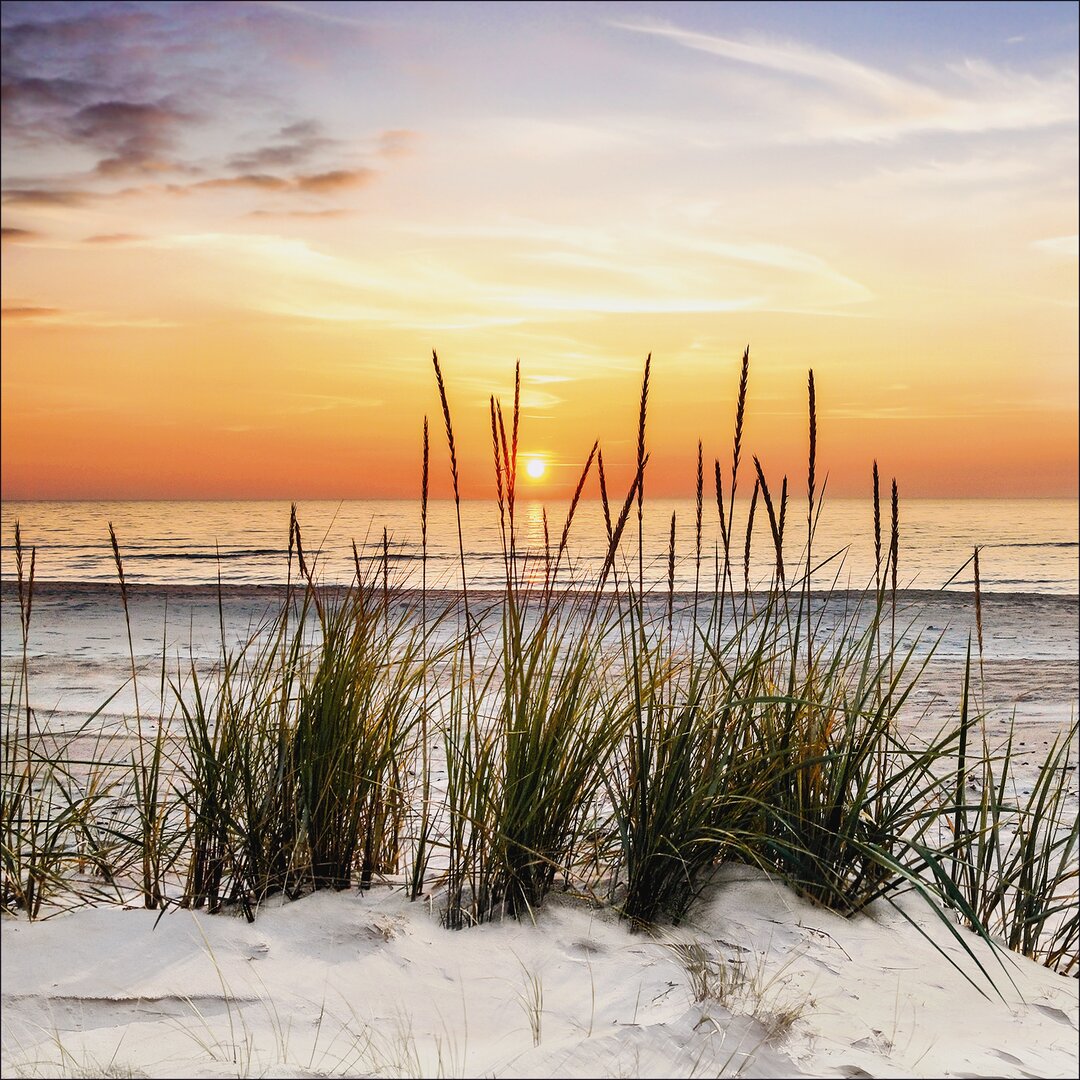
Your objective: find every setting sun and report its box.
[525,458,547,480]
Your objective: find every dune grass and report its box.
[1,348,1076,986]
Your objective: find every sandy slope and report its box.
[2,868,1076,1079]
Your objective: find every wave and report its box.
[986,541,1079,549]
[972,578,1066,586]
[123,549,294,561]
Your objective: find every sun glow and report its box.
[525,457,547,480]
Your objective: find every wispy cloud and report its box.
[613,19,930,107]
[870,154,1042,188]
[2,167,377,208]
[227,119,334,172]
[669,237,873,303]
[287,392,386,414]
[376,129,420,158]
[1,305,61,321]
[403,218,871,312]
[252,1,372,30]
[188,167,375,194]
[245,207,351,220]
[612,18,1078,142]
[83,232,142,244]
[0,303,176,328]
[1,188,89,207]
[1032,234,1079,258]
[1,226,42,244]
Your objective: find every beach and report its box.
[3,862,1077,1078]
[5,579,1076,799]
[2,573,1078,1078]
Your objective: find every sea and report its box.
[0,498,1076,804]
[1,498,1077,595]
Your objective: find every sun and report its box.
[525,457,546,480]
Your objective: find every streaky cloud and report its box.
[611,17,1078,141]
[1,187,88,207]
[252,1,372,30]
[0,225,42,244]
[228,119,335,172]
[245,208,351,219]
[187,167,375,195]
[376,129,420,158]
[83,232,143,244]
[1032,234,1079,258]
[1,304,60,320]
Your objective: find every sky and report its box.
[1,0,1077,500]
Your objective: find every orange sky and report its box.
[2,2,1077,500]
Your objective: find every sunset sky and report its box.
[2,0,1077,500]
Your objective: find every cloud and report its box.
[228,119,334,171]
[403,218,872,312]
[871,154,1041,188]
[1,6,398,213]
[0,303,176,328]
[670,237,873,303]
[252,1,371,30]
[1,4,351,182]
[1,74,99,122]
[295,168,374,193]
[286,392,386,414]
[190,173,293,193]
[1032,234,1079,258]
[1,166,377,210]
[376,129,420,158]
[245,208,351,219]
[68,98,194,176]
[1,8,155,58]
[83,232,143,244]
[614,19,924,106]
[188,167,375,195]
[612,18,1078,142]
[5,86,195,176]
[1,187,88,207]
[1,305,60,321]
[1,225,41,244]
[2,9,202,177]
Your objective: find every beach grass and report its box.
[2,349,1076,986]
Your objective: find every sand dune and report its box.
[3,867,1077,1078]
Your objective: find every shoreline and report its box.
[4,578,1079,600]
[5,580,1076,737]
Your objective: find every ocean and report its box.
[1,498,1077,594]
[1,497,1076,808]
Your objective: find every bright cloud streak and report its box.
[612,16,1078,141]
[1033,234,1080,258]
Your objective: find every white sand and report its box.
[3,867,1077,1079]
[3,584,1077,1077]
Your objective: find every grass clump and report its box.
[176,531,428,914]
